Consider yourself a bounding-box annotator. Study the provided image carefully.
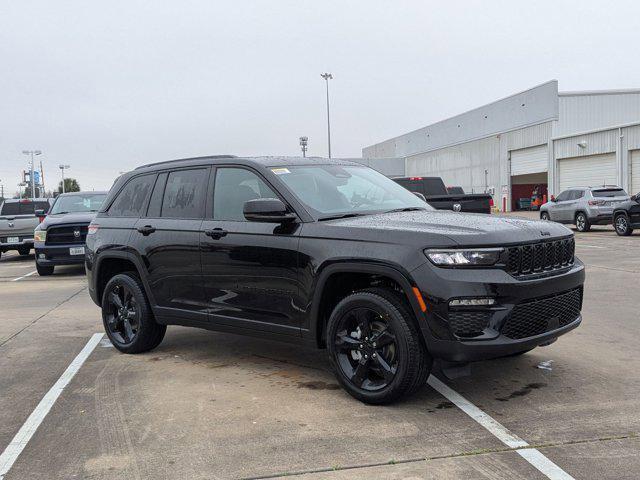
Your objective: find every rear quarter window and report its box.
[108,174,155,217]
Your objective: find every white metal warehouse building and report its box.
[362,81,640,211]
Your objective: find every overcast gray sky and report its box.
[1,0,639,193]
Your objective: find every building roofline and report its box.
[559,88,640,97]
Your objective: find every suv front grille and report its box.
[449,311,491,338]
[46,224,88,245]
[501,288,582,339]
[506,238,575,278]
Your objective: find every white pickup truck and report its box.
[0,198,53,259]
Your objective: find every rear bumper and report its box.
[411,259,585,362]
[35,242,86,266]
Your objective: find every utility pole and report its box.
[39,159,46,197]
[59,164,70,193]
[299,136,308,157]
[320,73,333,158]
[22,150,42,200]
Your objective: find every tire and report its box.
[36,263,54,276]
[540,212,550,221]
[614,214,633,236]
[327,288,432,405]
[575,212,591,232]
[101,272,166,354]
[19,247,30,256]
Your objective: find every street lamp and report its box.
[320,73,333,158]
[59,164,71,193]
[22,150,42,200]
[299,136,308,157]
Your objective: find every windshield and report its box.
[271,165,431,218]
[592,188,628,198]
[50,194,107,214]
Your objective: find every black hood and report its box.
[321,210,573,246]
[40,212,97,229]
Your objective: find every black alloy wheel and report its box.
[105,283,140,346]
[333,307,398,391]
[101,273,166,353]
[327,288,431,404]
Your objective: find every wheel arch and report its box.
[308,262,425,349]
[94,252,156,307]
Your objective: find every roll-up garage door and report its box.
[557,153,617,191]
[510,145,548,176]
[631,150,640,194]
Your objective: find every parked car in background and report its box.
[0,198,53,259]
[540,186,630,232]
[612,192,640,236]
[393,176,492,214]
[86,156,584,404]
[33,191,108,275]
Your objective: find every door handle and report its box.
[137,225,156,236]
[204,228,228,240]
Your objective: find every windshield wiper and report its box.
[318,212,370,221]
[384,207,427,213]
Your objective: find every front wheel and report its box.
[327,288,431,404]
[36,263,54,276]
[575,212,591,232]
[540,212,550,221]
[102,272,166,354]
[614,214,633,236]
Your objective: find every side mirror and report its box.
[412,192,427,202]
[550,196,557,202]
[35,209,47,220]
[244,198,297,223]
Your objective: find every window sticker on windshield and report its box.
[271,168,290,175]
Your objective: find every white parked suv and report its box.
[540,186,629,232]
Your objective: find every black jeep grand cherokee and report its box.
[86,156,584,404]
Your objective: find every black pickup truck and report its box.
[393,176,493,214]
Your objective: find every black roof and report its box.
[133,155,362,172]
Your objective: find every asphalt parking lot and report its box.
[1,220,639,480]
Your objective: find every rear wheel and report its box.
[327,288,431,404]
[540,212,550,221]
[575,212,591,232]
[36,263,54,276]
[102,272,166,353]
[614,214,633,236]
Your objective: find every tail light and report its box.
[588,200,605,206]
[489,198,494,207]
[87,224,99,235]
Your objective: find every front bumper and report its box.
[411,259,585,362]
[35,242,86,266]
[0,237,34,251]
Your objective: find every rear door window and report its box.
[109,174,155,217]
[160,169,208,219]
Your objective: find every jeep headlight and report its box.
[34,229,47,242]
[425,248,503,266]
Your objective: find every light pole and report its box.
[320,73,333,158]
[22,150,42,200]
[299,136,308,157]
[59,164,70,193]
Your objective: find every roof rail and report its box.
[134,155,237,170]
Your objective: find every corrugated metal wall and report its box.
[557,91,640,136]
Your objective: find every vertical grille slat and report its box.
[506,237,575,278]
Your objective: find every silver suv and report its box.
[540,186,629,232]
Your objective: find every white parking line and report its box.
[0,333,103,480]
[576,244,605,249]
[10,270,37,282]
[428,376,575,480]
